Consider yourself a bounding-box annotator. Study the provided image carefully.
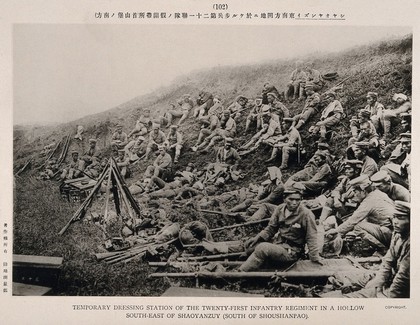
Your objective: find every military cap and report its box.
[283,182,305,195]
[266,92,278,99]
[353,141,370,150]
[261,105,271,115]
[305,82,315,89]
[349,174,372,190]
[170,125,178,130]
[358,109,371,119]
[399,133,411,143]
[283,117,294,124]
[71,150,79,155]
[187,162,195,168]
[137,135,145,141]
[317,142,330,150]
[236,95,247,101]
[313,150,328,159]
[116,124,123,129]
[366,92,378,99]
[89,138,97,144]
[343,159,363,169]
[350,115,359,123]
[370,170,391,183]
[394,201,410,217]
[325,91,337,99]
[392,93,408,101]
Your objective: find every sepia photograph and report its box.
[11,23,412,300]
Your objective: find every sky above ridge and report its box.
[13,25,411,125]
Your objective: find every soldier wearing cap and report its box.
[349,141,378,177]
[344,201,410,298]
[195,110,236,152]
[226,95,248,121]
[145,124,167,160]
[127,114,148,139]
[194,90,214,118]
[285,150,332,195]
[60,150,79,180]
[267,92,290,121]
[124,135,146,162]
[381,133,411,189]
[245,96,264,132]
[349,110,380,159]
[365,92,385,134]
[215,137,240,166]
[309,91,343,141]
[262,82,281,104]
[293,82,321,129]
[239,106,281,154]
[325,174,395,253]
[165,125,183,163]
[110,124,128,150]
[166,95,193,126]
[76,138,99,177]
[265,117,302,169]
[239,183,322,271]
[116,149,130,178]
[284,62,307,102]
[382,93,411,140]
[371,170,410,202]
[303,63,324,95]
[144,145,172,182]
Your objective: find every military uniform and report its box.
[309,93,343,140]
[365,92,385,133]
[144,151,172,180]
[382,94,411,139]
[194,91,214,118]
[285,69,307,101]
[145,129,167,159]
[293,91,321,128]
[239,198,321,271]
[125,136,146,161]
[111,129,128,150]
[166,127,183,163]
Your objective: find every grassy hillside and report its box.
[13,34,412,296]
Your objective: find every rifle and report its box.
[209,218,270,232]
[198,209,246,219]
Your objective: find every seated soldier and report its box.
[344,201,410,298]
[365,92,385,135]
[205,138,240,186]
[144,124,167,160]
[381,133,411,189]
[60,150,79,180]
[84,156,107,179]
[165,125,183,163]
[382,93,411,141]
[127,114,148,139]
[226,95,247,121]
[124,135,146,162]
[347,141,378,177]
[267,92,290,121]
[144,145,173,181]
[371,170,410,202]
[265,118,302,169]
[239,105,281,155]
[110,124,128,150]
[195,111,236,153]
[348,110,380,161]
[308,91,343,142]
[239,183,322,271]
[75,138,99,178]
[284,62,307,102]
[262,81,281,104]
[301,63,324,97]
[194,90,214,118]
[293,82,321,129]
[166,94,194,126]
[192,98,223,150]
[245,96,263,132]
[38,158,59,180]
[325,174,395,255]
[116,149,130,178]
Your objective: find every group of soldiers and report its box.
[42,61,411,298]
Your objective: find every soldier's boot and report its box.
[295,119,305,130]
[265,147,278,163]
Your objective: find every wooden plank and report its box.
[13,255,63,268]
[162,286,263,297]
[13,282,52,296]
